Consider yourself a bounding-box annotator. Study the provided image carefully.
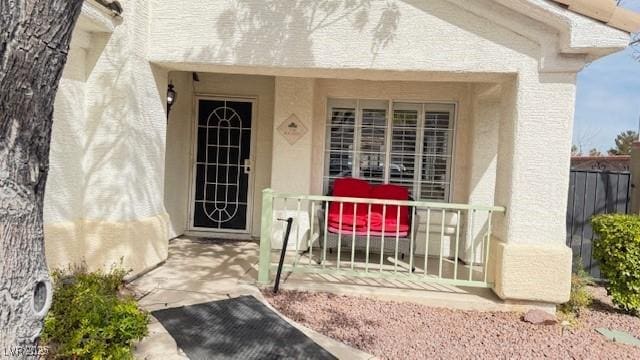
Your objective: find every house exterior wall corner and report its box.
[45,0,170,275]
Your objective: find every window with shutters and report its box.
[324,99,455,202]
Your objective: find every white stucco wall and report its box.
[163,71,192,239]
[496,73,577,246]
[461,84,501,263]
[44,1,170,275]
[164,72,275,238]
[271,78,315,194]
[148,0,549,74]
[147,0,627,76]
[46,32,88,225]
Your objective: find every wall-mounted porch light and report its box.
[167,82,177,120]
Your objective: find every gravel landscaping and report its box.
[264,287,640,359]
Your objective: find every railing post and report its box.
[258,188,274,285]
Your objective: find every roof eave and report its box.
[551,0,640,33]
[495,0,630,58]
[76,0,120,33]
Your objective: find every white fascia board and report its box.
[494,0,630,55]
[76,0,120,33]
[445,0,583,72]
[445,0,629,72]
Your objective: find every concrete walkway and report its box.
[130,237,374,360]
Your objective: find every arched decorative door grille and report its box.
[192,99,252,231]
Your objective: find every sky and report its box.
[573,1,640,153]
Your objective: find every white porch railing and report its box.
[258,189,506,288]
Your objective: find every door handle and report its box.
[244,159,251,174]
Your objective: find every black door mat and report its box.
[151,295,337,360]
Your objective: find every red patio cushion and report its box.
[328,178,370,229]
[326,179,411,235]
[330,177,371,197]
[327,224,408,237]
[369,184,410,233]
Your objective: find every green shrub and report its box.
[41,265,149,359]
[592,214,640,314]
[558,257,594,316]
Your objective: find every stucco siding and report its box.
[46,34,88,225]
[45,213,169,275]
[487,73,576,303]
[491,241,572,304]
[271,77,316,194]
[148,0,550,75]
[44,1,170,275]
[164,72,192,238]
[463,85,501,263]
[495,73,577,246]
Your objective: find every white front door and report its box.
[189,97,255,233]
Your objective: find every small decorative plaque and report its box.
[277,114,308,145]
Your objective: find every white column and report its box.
[491,74,575,305]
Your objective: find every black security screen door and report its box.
[193,99,252,231]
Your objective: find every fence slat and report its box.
[309,201,315,266]
[424,208,431,278]
[567,169,631,279]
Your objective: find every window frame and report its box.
[323,97,457,202]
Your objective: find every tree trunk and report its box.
[0,0,83,352]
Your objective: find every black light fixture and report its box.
[167,82,177,119]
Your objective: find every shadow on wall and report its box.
[173,0,544,71]
[183,0,401,67]
[47,25,169,271]
[83,32,166,222]
[402,0,539,60]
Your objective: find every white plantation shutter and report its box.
[420,105,455,201]
[324,100,356,191]
[356,100,388,184]
[324,99,455,201]
[389,103,420,196]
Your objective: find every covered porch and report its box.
[153,0,594,307]
[163,68,571,306]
